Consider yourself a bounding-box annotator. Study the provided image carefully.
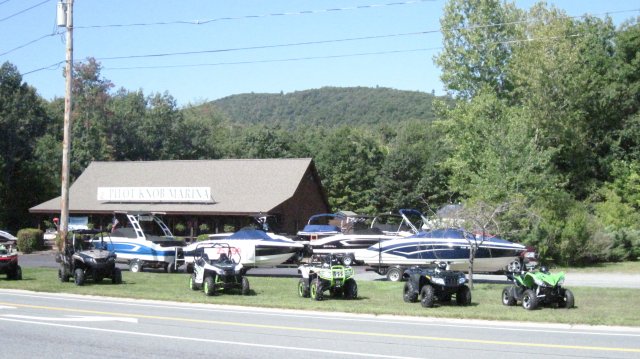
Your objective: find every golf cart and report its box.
[189,242,250,296]
[402,262,471,308]
[57,229,122,286]
[297,254,358,301]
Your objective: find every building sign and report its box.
[97,187,213,203]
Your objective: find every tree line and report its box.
[0,0,638,265]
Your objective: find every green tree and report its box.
[435,0,522,98]
[0,62,50,229]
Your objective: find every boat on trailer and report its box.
[306,209,428,266]
[104,212,184,273]
[361,228,526,280]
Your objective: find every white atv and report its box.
[188,242,250,296]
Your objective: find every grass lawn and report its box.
[2,268,639,327]
[557,261,640,274]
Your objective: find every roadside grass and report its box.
[555,261,640,274]
[2,268,639,327]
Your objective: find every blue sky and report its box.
[1,0,638,106]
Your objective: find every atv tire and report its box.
[403,281,418,303]
[74,268,85,286]
[310,278,324,301]
[343,278,358,300]
[559,289,575,309]
[241,277,250,295]
[58,267,70,282]
[456,285,472,306]
[502,286,517,306]
[111,268,122,284]
[204,276,216,296]
[298,278,310,298]
[420,284,435,308]
[522,289,538,310]
[189,273,200,290]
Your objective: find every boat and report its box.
[296,213,347,243]
[104,212,185,273]
[361,227,526,277]
[183,216,304,270]
[306,209,427,266]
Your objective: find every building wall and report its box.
[275,168,330,234]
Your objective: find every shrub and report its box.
[16,228,43,254]
[174,223,186,234]
[196,234,210,242]
[198,223,210,233]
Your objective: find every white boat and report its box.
[105,212,184,272]
[307,209,426,265]
[184,228,303,269]
[361,228,526,275]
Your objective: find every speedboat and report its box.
[296,213,346,243]
[105,212,185,273]
[361,228,526,275]
[307,209,426,265]
[184,228,304,269]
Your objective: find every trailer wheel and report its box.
[386,267,403,282]
[129,259,143,273]
[341,255,354,267]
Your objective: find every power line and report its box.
[0,32,59,57]
[94,31,434,61]
[75,0,436,29]
[0,0,13,6]
[0,0,53,22]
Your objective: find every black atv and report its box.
[57,229,122,286]
[402,262,471,308]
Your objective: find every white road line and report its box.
[0,317,422,359]
[2,314,138,323]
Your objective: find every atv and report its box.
[0,242,22,280]
[402,262,471,308]
[501,266,574,310]
[297,254,357,301]
[189,243,250,296]
[57,229,122,286]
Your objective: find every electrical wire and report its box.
[0,0,53,22]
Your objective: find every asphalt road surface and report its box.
[1,289,639,359]
[19,251,640,288]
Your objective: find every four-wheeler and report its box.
[297,254,357,301]
[189,242,250,296]
[0,242,22,280]
[502,266,574,310]
[402,262,471,308]
[57,229,122,286]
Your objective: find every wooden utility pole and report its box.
[58,0,73,249]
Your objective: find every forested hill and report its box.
[208,87,447,127]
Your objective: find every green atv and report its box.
[502,266,574,310]
[297,255,357,301]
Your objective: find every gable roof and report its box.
[30,158,320,215]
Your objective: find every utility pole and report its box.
[57,0,73,249]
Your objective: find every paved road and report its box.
[0,289,638,359]
[19,251,640,288]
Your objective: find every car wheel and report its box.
[341,255,354,267]
[502,286,517,306]
[386,267,403,282]
[129,259,143,273]
[403,281,418,303]
[343,278,358,300]
[74,268,85,286]
[298,278,310,298]
[241,277,250,295]
[204,276,217,296]
[456,285,472,306]
[420,285,435,308]
[559,289,575,309]
[112,268,122,284]
[310,278,323,301]
[522,289,538,310]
